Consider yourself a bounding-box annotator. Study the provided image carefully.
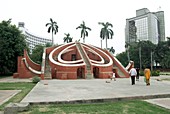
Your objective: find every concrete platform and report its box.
[145,98,170,109]
[0,90,21,106]
[21,77,170,109]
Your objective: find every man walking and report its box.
[129,65,137,85]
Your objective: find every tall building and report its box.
[18,22,52,53]
[125,8,165,44]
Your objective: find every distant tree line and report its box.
[116,39,170,69]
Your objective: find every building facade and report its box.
[18,22,52,53]
[125,8,165,44]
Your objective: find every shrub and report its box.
[32,76,41,83]
[151,70,160,76]
[139,70,144,76]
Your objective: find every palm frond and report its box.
[81,30,84,38]
[50,18,53,23]
[47,27,51,33]
[106,22,113,27]
[45,23,51,26]
[82,21,85,25]
[85,31,88,37]
[98,22,105,26]
[76,26,81,29]
[86,27,91,31]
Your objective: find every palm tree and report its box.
[109,46,115,54]
[76,21,91,43]
[45,18,59,45]
[98,22,114,49]
[63,33,73,43]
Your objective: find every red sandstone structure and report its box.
[13,42,132,79]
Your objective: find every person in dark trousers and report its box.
[129,65,137,85]
[136,68,140,81]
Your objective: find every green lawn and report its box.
[19,100,170,114]
[160,72,170,75]
[0,82,35,110]
[0,75,12,79]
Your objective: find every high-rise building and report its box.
[18,22,52,53]
[125,8,165,44]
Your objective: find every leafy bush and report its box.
[32,76,41,83]
[151,70,160,76]
[139,70,144,76]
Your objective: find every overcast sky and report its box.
[1,0,169,54]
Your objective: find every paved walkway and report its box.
[21,76,170,109]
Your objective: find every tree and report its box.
[137,40,142,70]
[160,51,170,68]
[0,19,27,74]
[167,37,170,47]
[154,40,170,68]
[98,22,114,49]
[76,21,91,43]
[63,33,73,43]
[30,43,51,64]
[30,45,44,64]
[45,42,52,47]
[116,52,128,67]
[129,41,155,69]
[45,18,59,45]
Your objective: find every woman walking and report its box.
[144,68,151,86]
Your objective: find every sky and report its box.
[0,0,170,54]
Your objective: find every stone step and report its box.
[86,73,93,79]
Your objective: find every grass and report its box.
[0,75,12,79]
[160,72,170,75]
[0,82,35,110]
[18,100,170,114]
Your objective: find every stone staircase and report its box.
[113,66,126,78]
[44,54,52,80]
[76,42,93,79]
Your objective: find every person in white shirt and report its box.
[110,72,116,81]
[129,65,137,85]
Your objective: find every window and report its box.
[135,17,148,41]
